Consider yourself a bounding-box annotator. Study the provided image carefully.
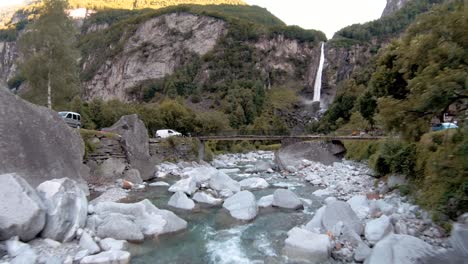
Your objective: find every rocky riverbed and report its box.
[1,151,466,264]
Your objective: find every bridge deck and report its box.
[196,135,385,141]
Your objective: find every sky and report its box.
[0,0,388,38]
[245,0,387,38]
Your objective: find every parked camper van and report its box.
[155,129,182,138]
[58,111,81,128]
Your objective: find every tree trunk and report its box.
[47,71,51,109]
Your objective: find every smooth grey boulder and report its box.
[354,243,371,262]
[0,173,46,241]
[322,201,363,235]
[79,232,100,255]
[0,89,88,189]
[80,250,130,264]
[99,238,128,251]
[366,234,433,264]
[272,189,303,210]
[257,195,274,208]
[102,114,154,181]
[365,215,393,244]
[450,223,468,256]
[193,192,223,205]
[36,178,88,242]
[209,172,241,193]
[98,158,126,182]
[182,166,218,184]
[123,169,143,184]
[96,214,144,242]
[305,206,326,232]
[223,191,257,221]
[139,200,187,234]
[168,177,198,195]
[283,227,331,263]
[168,192,195,210]
[239,178,269,190]
[347,195,370,220]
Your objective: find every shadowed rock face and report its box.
[0,88,89,189]
[276,141,345,169]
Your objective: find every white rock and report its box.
[0,173,46,241]
[183,166,219,184]
[138,200,187,234]
[305,206,326,233]
[74,250,89,262]
[239,178,269,190]
[450,223,468,256]
[347,195,370,220]
[272,189,303,210]
[168,177,197,195]
[99,238,128,251]
[257,195,274,208]
[80,250,130,264]
[79,232,100,255]
[219,189,234,198]
[209,172,240,193]
[37,178,88,242]
[223,191,257,221]
[168,192,195,210]
[192,192,222,205]
[365,215,393,244]
[366,234,433,264]
[324,197,337,205]
[283,227,331,263]
[313,189,332,197]
[149,181,170,187]
[322,201,363,235]
[354,243,371,262]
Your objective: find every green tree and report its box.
[18,0,80,109]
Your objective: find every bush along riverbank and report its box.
[344,128,467,228]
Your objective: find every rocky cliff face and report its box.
[0,41,17,88]
[382,0,412,17]
[82,13,227,101]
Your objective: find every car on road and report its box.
[58,111,81,128]
[155,129,182,138]
[431,122,458,131]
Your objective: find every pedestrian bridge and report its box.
[192,130,385,161]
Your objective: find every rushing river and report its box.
[124,153,340,264]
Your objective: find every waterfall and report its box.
[313,42,325,102]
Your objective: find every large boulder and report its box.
[96,214,145,242]
[276,141,344,169]
[79,232,101,254]
[209,172,241,193]
[283,227,331,263]
[450,223,468,256]
[257,195,274,208]
[305,206,326,232]
[139,200,187,234]
[182,166,218,184]
[0,89,88,189]
[322,201,363,235]
[223,191,257,221]
[347,195,370,220]
[193,192,223,206]
[102,114,154,180]
[168,177,197,195]
[364,215,393,244]
[366,234,433,264]
[0,173,46,241]
[168,192,195,210]
[36,178,88,242]
[272,189,303,210]
[239,178,269,190]
[80,250,130,264]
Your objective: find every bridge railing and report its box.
[192,129,385,138]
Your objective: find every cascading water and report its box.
[313,42,325,103]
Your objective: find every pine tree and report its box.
[19,0,80,109]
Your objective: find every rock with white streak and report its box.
[0,173,46,241]
[36,178,88,242]
[223,191,257,221]
[239,178,269,190]
[365,215,393,244]
[168,192,195,210]
[272,189,303,210]
[322,201,363,235]
[80,250,130,264]
[257,195,274,208]
[366,234,433,264]
[79,232,100,255]
[209,172,240,193]
[193,192,222,205]
[283,227,331,263]
[168,177,197,195]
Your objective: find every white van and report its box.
[155,129,182,138]
[58,111,81,128]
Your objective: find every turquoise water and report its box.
[126,159,336,264]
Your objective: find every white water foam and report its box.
[206,225,252,264]
[254,233,277,257]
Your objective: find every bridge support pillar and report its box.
[198,139,206,162]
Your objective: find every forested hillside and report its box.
[318,0,467,220]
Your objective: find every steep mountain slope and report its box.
[381,0,413,16]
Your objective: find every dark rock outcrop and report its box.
[0,88,89,188]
